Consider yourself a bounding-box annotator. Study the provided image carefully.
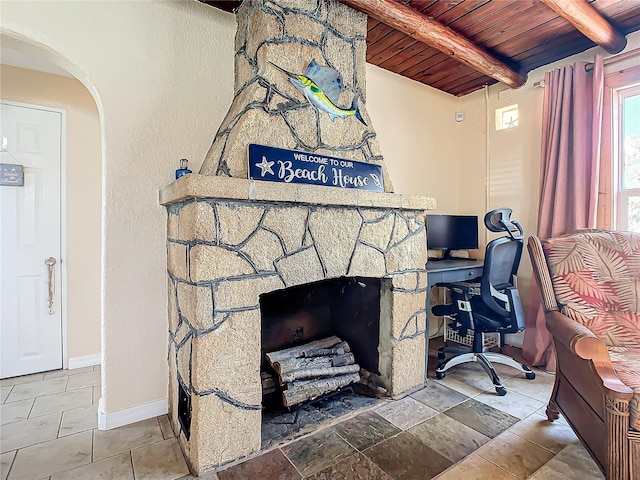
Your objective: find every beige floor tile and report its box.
[158,415,175,440]
[1,451,15,480]
[1,387,11,404]
[92,385,101,405]
[131,438,189,480]
[30,387,92,418]
[509,413,578,453]
[50,452,133,480]
[43,367,93,380]
[477,431,555,479]
[473,389,546,419]
[431,365,496,397]
[6,377,68,403]
[59,404,98,437]
[535,406,570,426]
[93,417,164,461]
[7,430,92,480]
[0,373,44,388]
[527,443,604,480]
[503,373,554,403]
[434,453,517,480]
[375,396,439,430]
[0,412,60,453]
[0,399,34,425]
[66,371,100,391]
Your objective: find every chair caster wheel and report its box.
[526,372,536,380]
[435,371,446,380]
[496,386,507,396]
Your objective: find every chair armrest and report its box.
[546,310,633,399]
[527,235,559,312]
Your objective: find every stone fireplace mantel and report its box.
[160,174,436,211]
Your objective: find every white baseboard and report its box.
[68,353,101,370]
[98,397,168,430]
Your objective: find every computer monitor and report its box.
[426,214,479,260]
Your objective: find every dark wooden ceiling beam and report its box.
[342,0,527,89]
[540,0,627,54]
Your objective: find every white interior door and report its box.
[1,102,63,378]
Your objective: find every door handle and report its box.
[45,257,56,315]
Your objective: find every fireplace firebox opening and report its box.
[260,276,383,408]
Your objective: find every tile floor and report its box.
[0,349,605,480]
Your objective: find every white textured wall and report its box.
[0,65,102,360]
[1,0,236,413]
[367,64,461,211]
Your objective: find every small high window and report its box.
[495,104,519,131]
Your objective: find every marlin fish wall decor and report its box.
[269,60,367,125]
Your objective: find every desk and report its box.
[424,259,483,382]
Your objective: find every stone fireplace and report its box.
[160,0,435,475]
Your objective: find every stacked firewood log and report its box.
[265,336,360,408]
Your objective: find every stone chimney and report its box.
[198,0,394,191]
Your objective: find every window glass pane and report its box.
[622,94,640,189]
[627,197,640,232]
[495,105,518,131]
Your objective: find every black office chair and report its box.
[432,208,535,396]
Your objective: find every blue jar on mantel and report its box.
[175,158,192,180]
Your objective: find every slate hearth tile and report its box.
[363,432,452,480]
[281,428,356,477]
[218,449,300,480]
[410,381,469,412]
[444,398,519,438]
[333,411,400,451]
[408,412,490,463]
[304,453,392,480]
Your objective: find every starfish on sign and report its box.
[256,156,275,177]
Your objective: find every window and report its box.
[495,104,518,131]
[613,83,640,231]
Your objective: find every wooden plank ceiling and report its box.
[204,0,640,96]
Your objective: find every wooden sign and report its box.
[0,164,24,187]
[248,144,384,192]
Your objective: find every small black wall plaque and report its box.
[0,163,24,187]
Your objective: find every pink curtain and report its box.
[522,55,604,372]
